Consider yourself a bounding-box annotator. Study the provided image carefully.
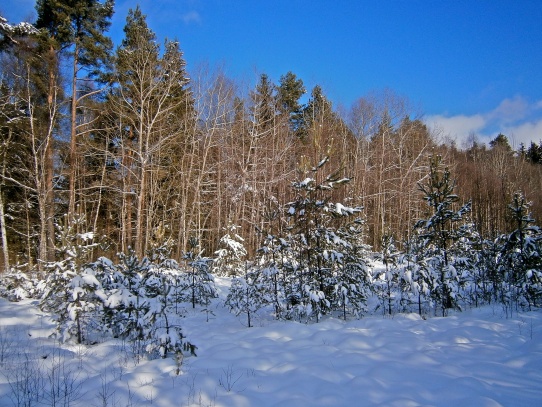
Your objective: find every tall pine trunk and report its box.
[68,44,80,219]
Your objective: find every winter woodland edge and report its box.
[0,3,542,362]
[0,155,541,362]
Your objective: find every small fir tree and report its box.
[400,234,432,316]
[415,155,472,316]
[213,223,247,277]
[375,233,401,316]
[39,214,104,344]
[181,237,217,309]
[225,262,266,328]
[104,248,150,347]
[283,156,365,322]
[497,193,542,310]
[333,217,372,320]
[253,232,289,319]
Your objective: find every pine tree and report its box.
[39,214,103,344]
[213,223,247,276]
[375,233,401,315]
[284,156,364,322]
[277,71,305,135]
[498,193,542,310]
[415,155,472,316]
[35,0,115,218]
[0,14,37,49]
[181,238,217,309]
[112,6,192,257]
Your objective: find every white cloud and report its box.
[502,119,542,147]
[487,95,529,124]
[181,11,201,24]
[425,97,542,148]
[425,113,486,143]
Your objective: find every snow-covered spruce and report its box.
[374,233,401,316]
[213,223,247,277]
[231,156,373,323]
[39,215,104,344]
[178,239,218,309]
[497,192,542,312]
[225,262,268,327]
[35,231,208,360]
[414,155,473,316]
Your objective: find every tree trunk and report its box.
[68,44,80,218]
[0,129,11,272]
[0,189,9,272]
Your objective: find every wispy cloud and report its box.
[181,11,201,25]
[489,96,528,123]
[425,96,542,148]
[502,120,542,146]
[426,114,486,143]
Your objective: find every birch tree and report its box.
[111,6,192,258]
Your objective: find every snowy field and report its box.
[0,278,541,407]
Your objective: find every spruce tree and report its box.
[277,71,305,135]
[39,215,103,344]
[284,156,364,322]
[300,85,335,141]
[333,216,372,320]
[526,141,542,164]
[253,232,290,319]
[498,193,542,310]
[1,11,63,267]
[401,234,432,316]
[181,238,217,309]
[415,155,472,316]
[251,73,276,135]
[225,262,266,328]
[376,233,401,315]
[213,223,247,276]
[113,6,192,257]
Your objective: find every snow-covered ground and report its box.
[0,278,541,407]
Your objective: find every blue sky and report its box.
[2,0,542,147]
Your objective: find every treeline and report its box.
[0,1,542,273]
[1,156,540,356]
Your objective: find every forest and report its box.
[0,1,541,324]
[1,3,541,406]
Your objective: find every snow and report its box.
[0,279,541,407]
[79,231,95,241]
[105,289,135,308]
[334,202,359,216]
